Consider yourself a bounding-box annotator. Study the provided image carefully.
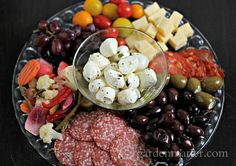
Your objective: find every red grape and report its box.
[51,38,64,55]
[49,20,61,34]
[74,26,82,37]
[38,20,48,32]
[34,34,50,47]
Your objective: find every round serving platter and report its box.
[11,0,225,165]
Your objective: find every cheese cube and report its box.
[135,40,158,60]
[177,23,194,38]
[169,31,188,50]
[132,16,149,32]
[169,11,183,31]
[157,41,168,51]
[145,23,157,39]
[148,8,166,27]
[156,32,173,43]
[125,32,139,49]
[157,18,175,37]
[144,2,160,17]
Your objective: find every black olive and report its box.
[170,143,181,163]
[146,100,156,109]
[166,129,175,142]
[192,115,209,127]
[142,132,154,145]
[153,129,171,149]
[145,106,162,117]
[136,115,149,125]
[164,104,176,113]
[155,91,167,107]
[158,111,175,126]
[177,136,194,150]
[145,118,159,132]
[188,103,201,116]
[172,120,184,135]
[176,109,190,125]
[186,124,204,137]
[167,88,179,104]
[126,109,137,118]
[182,91,194,103]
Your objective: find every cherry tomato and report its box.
[116,38,126,46]
[131,4,144,19]
[110,0,126,5]
[103,28,119,38]
[84,0,103,16]
[102,3,119,20]
[73,11,93,28]
[117,3,133,18]
[94,15,112,29]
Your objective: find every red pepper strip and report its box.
[47,111,66,123]
[42,87,72,109]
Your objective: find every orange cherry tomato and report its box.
[131,4,144,19]
[116,38,126,46]
[117,3,133,18]
[72,11,93,28]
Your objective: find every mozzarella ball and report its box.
[118,56,139,75]
[137,68,157,90]
[132,53,149,71]
[125,73,140,88]
[110,46,130,62]
[104,69,125,89]
[117,88,140,105]
[88,53,110,70]
[96,87,116,104]
[88,78,106,93]
[100,38,118,57]
[104,62,119,72]
[83,61,101,82]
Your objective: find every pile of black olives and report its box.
[125,74,224,165]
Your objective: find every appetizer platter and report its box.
[12,0,225,166]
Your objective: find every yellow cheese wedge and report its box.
[135,40,158,60]
[157,18,175,37]
[156,32,173,43]
[125,31,153,49]
[144,2,160,17]
[132,16,149,32]
[169,31,188,50]
[169,11,183,32]
[145,23,157,39]
[148,8,166,27]
[157,41,168,51]
[177,23,194,38]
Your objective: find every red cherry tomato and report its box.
[110,0,126,5]
[103,28,119,38]
[94,15,112,29]
[117,3,133,18]
[116,38,126,46]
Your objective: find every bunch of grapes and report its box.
[33,20,98,66]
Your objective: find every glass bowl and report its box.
[73,27,168,111]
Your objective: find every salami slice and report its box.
[91,112,127,151]
[110,127,151,166]
[92,146,115,166]
[69,111,104,141]
[54,130,77,166]
[73,141,95,166]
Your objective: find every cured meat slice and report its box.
[69,111,104,141]
[73,141,95,166]
[110,127,151,166]
[91,112,127,151]
[91,146,115,166]
[54,130,77,166]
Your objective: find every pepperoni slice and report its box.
[73,141,95,166]
[54,130,77,166]
[92,146,115,166]
[91,112,127,151]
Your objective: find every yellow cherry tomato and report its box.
[112,18,134,38]
[131,4,144,19]
[84,0,103,16]
[73,11,93,28]
[102,3,119,20]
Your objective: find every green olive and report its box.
[195,92,216,109]
[81,97,94,108]
[170,74,188,89]
[187,78,202,94]
[202,77,223,93]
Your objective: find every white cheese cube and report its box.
[169,11,183,31]
[177,23,194,38]
[148,8,166,27]
[96,87,116,104]
[132,16,149,32]
[157,18,175,37]
[145,23,157,39]
[144,2,160,17]
[135,40,158,60]
[156,32,173,43]
[157,41,168,52]
[169,31,188,50]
